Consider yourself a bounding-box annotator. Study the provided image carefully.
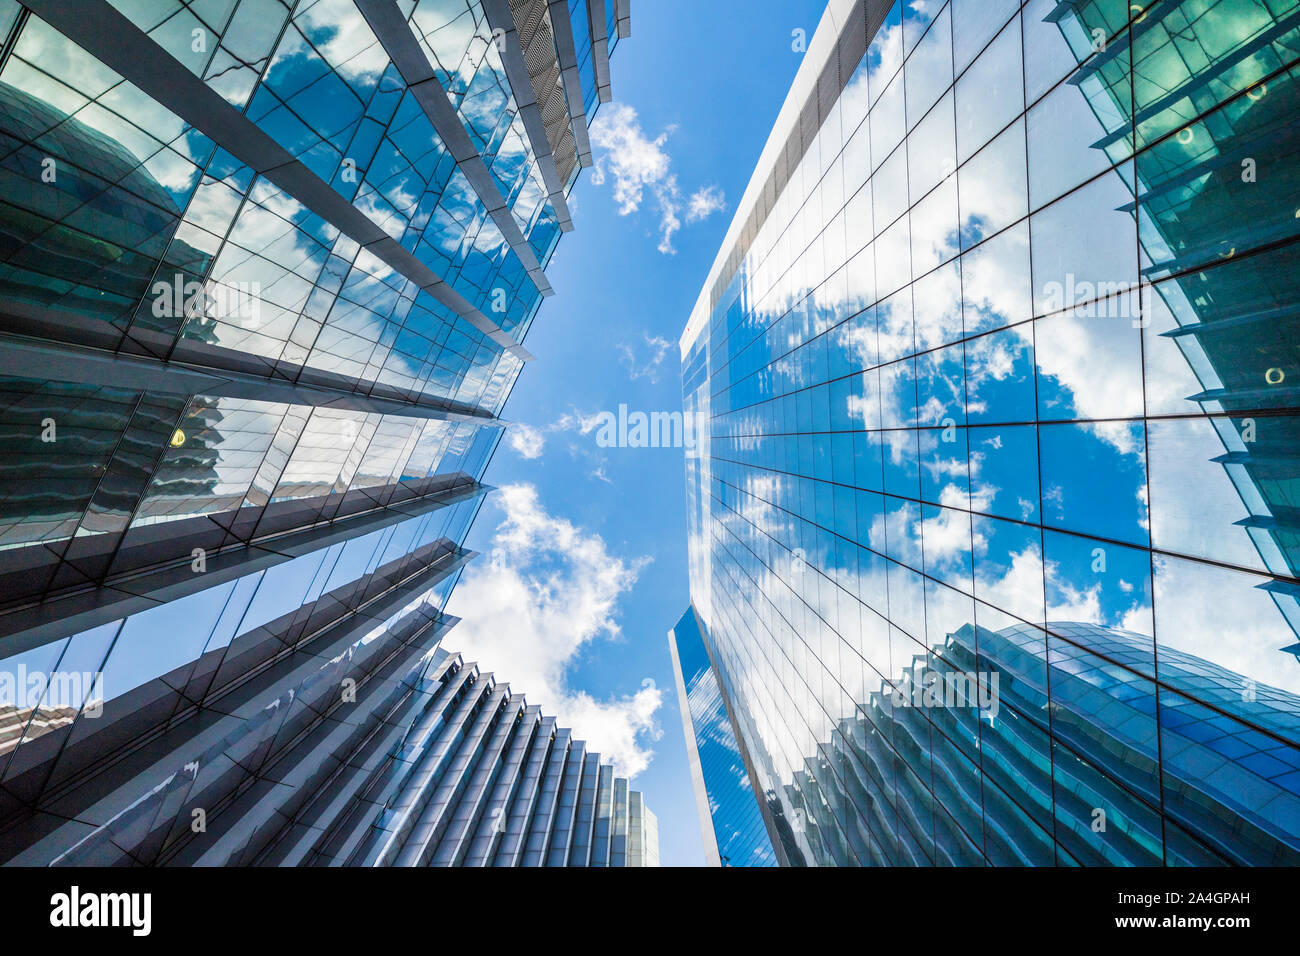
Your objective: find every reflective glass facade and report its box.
[0,0,626,866]
[669,605,777,866]
[7,642,657,867]
[681,0,1300,865]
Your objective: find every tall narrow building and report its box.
[669,605,776,866]
[680,0,1300,865]
[0,0,641,866]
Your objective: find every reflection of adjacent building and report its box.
[776,620,1300,867]
[0,80,223,348]
[0,703,78,757]
[1058,0,1300,635]
[0,0,632,866]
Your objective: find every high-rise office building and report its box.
[5,647,658,866]
[680,0,1300,865]
[626,789,658,866]
[0,0,639,866]
[668,605,777,866]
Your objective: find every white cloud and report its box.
[589,103,673,215]
[506,422,546,460]
[686,184,727,223]
[918,483,991,566]
[655,175,684,253]
[589,103,725,254]
[616,333,673,382]
[515,408,614,486]
[502,408,607,465]
[1124,555,1300,696]
[551,408,606,435]
[444,484,662,777]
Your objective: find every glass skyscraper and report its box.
[6,647,658,866]
[680,0,1300,865]
[0,0,641,866]
[669,605,777,866]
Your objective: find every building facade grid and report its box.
[681,0,1300,866]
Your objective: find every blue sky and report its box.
[445,0,829,867]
